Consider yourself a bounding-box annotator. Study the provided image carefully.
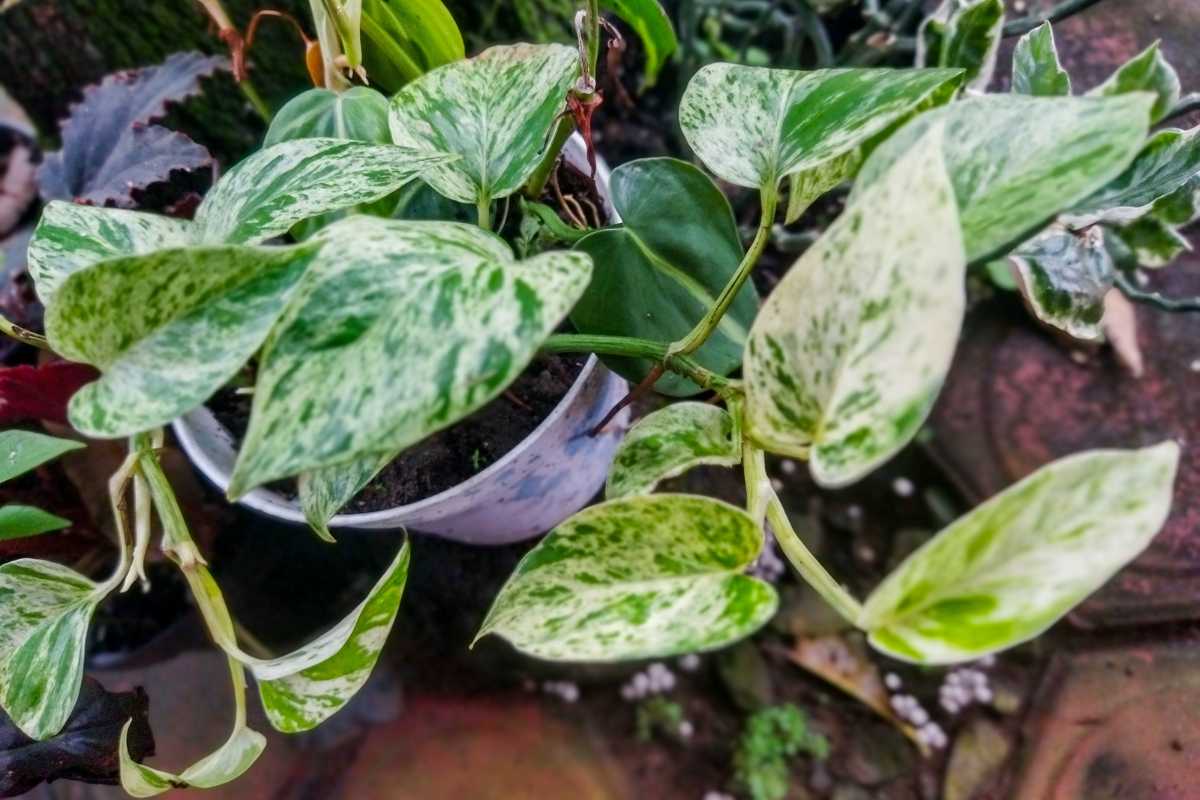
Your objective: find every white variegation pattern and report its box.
[744,124,965,487]
[1010,225,1113,340]
[862,442,1178,664]
[475,495,777,661]
[1011,22,1071,97]
[27,202,191,302]
[228,216,592,496]
[388,44,579,205]
[1088,41,1181,124]
[606,403,741,499]
[677,62,961,192]
[299,450,396,541]
[264,86,392,146]
[1069,125,1200,224]
[785,148,860,223]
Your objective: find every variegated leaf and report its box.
[1088,41,1180,124]
[45,244,320,438]
[27,202,191,302]
[744,123,965,487]
[861,442,1178,665]
[228,216,591,495]
[1011,226,1113,340]
[264,86,391,146]
[388,44,579,205]
[475,494,778,661]
[1011,22,1070,97]
[298,451,395,541]
[606,403,741,499]
[678,63,962,192]
[1069,125,1200,224]
[852,93,1153,263]
[0,505,72,539]
[192,138,453,244]
[918,0,1004,91]
[0,560,105,739]
[0,430,84,483]
[785,148,860,224]
[1106,216,1192,269]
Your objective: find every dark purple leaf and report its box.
[38,52,229,206]
[0,361,99,425]
[0,677,154,796]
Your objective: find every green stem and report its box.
[668,185,778,358]
[525,115,576,200]
[543,333,736,393]
[477,195,492,231]
[743,443,864,624]
[0,313,52,352]
[585,0,601,79]
[238,79,272,123]
[1115,272,1200,312]
[1002,0,1107,37]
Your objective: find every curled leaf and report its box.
[606,403,741,499]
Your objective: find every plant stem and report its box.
[1115,272,1200,312]
[1002,0,1107,37]
[239,79,272,122]
[525,116,577,200]
[1164,92,1200,124]
[194,0,272,122]
[743,444,864,624]
[0,313,52,352]
[668,185,778,358]
[543,333,736,393]
[584,0,601,79]
[477,196,492,231]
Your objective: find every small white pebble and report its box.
[977,654,996,668]
[1190,359,1200,372]
[678,653,701,672]
[771,478,785,492]
[780,459,798,475]
[909,707,929,726]
[678,720,694,739]
[847,504,863,520]
[1135,270,1150,287]
[884,672,902,690]
[892,477,915,497]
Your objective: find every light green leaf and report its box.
[785,148,860,224]
[0,430,84,483]
[361,0,465,92]
[853,93,1153,263]
[0,505,72,539]
[1011,21,1070,97]
[0,560,104,739]
[193,138,453,244]
[388,44,579,206]
[601,0,676,89]
[27,201,191,302]
[1106,216,1192,269]
[919,0,1004,90]
[1088,40,1181,124]
[606,403,741,499]
[298,452,395,541]
[572,157,757,396]
[475,494,778,661]
[744,122,965,487]
[264,86,391,146]
[254,539,409,732]
[1150,173,1200,227]
[1069,125,1200,224]
[678,63,962,193]
[46,244,320,438]
[1010,226,1113,340]
[861,442,1179,665]
[228,216,591,495]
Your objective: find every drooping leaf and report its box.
[1010,225,1113,340]
[861,442,1179,665]
[606,403,740,499]
[264,87,391,146]
[27,202,191,302]
[0,362,100,426]
[918,0,1004,90]
[744,123,965,487]
[1106,216,1192,269]
[0,430,83,483]
[228,216,591,495]
[678,63,962,193]
[45,244,320,438]
[572,157,756,395]
[0,506,72,540]
[37,53,227,206]
[0,560,106,739]
[1011,22,1070,97]
[299,451,395,541]
[1088,40,1181,124]
[475,494,778,661]
[0,677,154,797]
[1068,125,1200,224]
[388,44,579,206]
[601,0,677,89]
[361,0,465,92]
[852,93,1153,263]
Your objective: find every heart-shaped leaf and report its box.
[1011,22,1070,97]
[1069,125,1200,224]
[193,138,453,244]
[607,403,740,499]
[388,44,578,206]
[361,0,465,92]
[1088,41,1180,124]
[228,216,592,495]
[1010,226,1113,340]
[0,430,83,483]
[46,244,320,438]
[918,0,1004,90]
[475,494,778,661]
[679,63,962,193]
[0,506,71,540]
[861,442,1179,664]
[572,157,757,395]
[785,148,860,224]
[264,87,391,146]
[853,93,1153,263]
[744,122,965,487]
[602,0,676,89]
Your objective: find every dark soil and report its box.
[209,352,586,511]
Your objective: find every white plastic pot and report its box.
[173,134,628,544]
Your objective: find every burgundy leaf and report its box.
[0,362,98,425]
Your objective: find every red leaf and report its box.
[0,361,98,426]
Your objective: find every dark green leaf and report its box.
[0,430,83,484]
[1011,226,1113,340]
[0,506,71,540]
[1088,40,1180,123]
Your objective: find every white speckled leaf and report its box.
[0,560,104,739]
[228,216,591,495]
[852,93,1153,263]
[677,62,962,192]
[1107,215,1192,269]
[27,201,192,302]
[264,86,391,145]
[45,244,320,438]
[1011,22,1070,97]
[1088,41,1180,124]
[475,494,777,661]
[918,0,1004,90]
[606,403,740,499]
[0,430,84,484]
[388,44,579,205]
[785,148,860,224]
[744,123,965,487]
[862,442,1178,665]
[298,451,396,541]
[1069,125,1200,224]
[1011,225,1113,340]
[193,138,454,244]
